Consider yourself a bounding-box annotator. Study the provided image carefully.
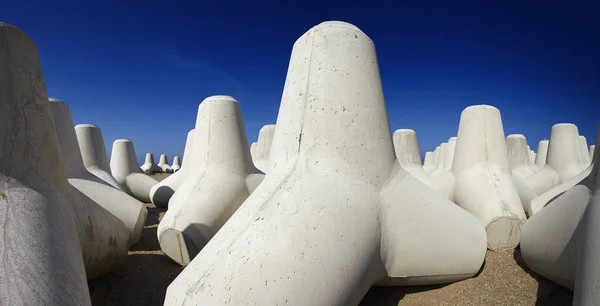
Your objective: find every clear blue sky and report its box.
[3,1,599,164]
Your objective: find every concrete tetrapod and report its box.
[158,96,265,265]
[546,124,589,183]
[164,21,486,306]
[252,124,276,173]
[591,145,596,161]
[140,153,162,174]
[429,138,457,201]
[0,22,91,305]
[149,129,195,207]
[520,126,600,305]
[579,136,591,167]
[75,124,124,190]
[171,156,181,172]
[110,140,158,202]
[452,105,526,251]
[49,99,147,247]
[158,154,173,173]
[534,140,549,168]
[506,134,560,217]
[423,151,435,172]
[392,129,451,199]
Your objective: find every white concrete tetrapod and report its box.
[171,156,181,172]
[110,139,158,202]
[164,21,486,306]
[253,124,276,173]
[506,134,560,216]
[149,129,195,207]
[535,140,549,168]
[158,96,265,265]
[49,99,147,247]
[452,105,526,251]
[250,142,258,166]
[520,126,600,304]
[591,145,596,162]
[579,136,591,167]
[432,145,441,172]
[393,129,452,200]
[140,153,162,174]
[429,138,457,201]
[423,151,435,172]
[0,22,91,305]
[158,154,173,173]
[75,124,124,190]
[546,123,589,182]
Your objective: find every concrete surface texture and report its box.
[110,139,158,202]
[452,105,526,251]
[0,22,92,305]
[422,151,435,172]
[75,123,124,190]
[506,134,560,216]
[149,129,195,207]
[520,126,600,305]
[164,21,486,306]
[171,156,181,172]
[140,153,162,174]
[158,154,173,173]
[591,145,596,161]
[429,138,457,201]
[534,139,549,168]
[546,123,589,182]
[49,99,147,247]
[579,135,591,167]
[252,124,276,173]
[158,95,265,266]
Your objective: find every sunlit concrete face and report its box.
[158,154,173,173]
[75,123,124,190]
[158,95,264,266]
[0,22,91,305]
[252,124,276,173]
[164,21,486,306]
[110,139,158,202]
[140,152,162,174]
[452,105,526,251]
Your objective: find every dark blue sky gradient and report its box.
[3,1,599,163]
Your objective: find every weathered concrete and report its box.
[452,105,526,251]
[164,21,486,306]
[158,154,173,173]
[110,139,158,202]
[158,96,265,265]
[171,156,181,172]
[546,123,588,182]
[252,124,276,173]
[429,138,457,201]
[521,126,600,305]
[0,22,91,305]
[423,151,435,172]
[140,153,162,174]
[506,134,560,216]
[579,136,591,167]
[49,99,147,247]
[75,124,124,190]
[535,140,549,168]
[149,130,195,207]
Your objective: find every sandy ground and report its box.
[91,173,573,306]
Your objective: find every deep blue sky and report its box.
[3,1,599,164]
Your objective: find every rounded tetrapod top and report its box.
[75,124,112,172]
[48,99,88,177]
[546,123,587,181]
[110,139,142,178]
[254,124,276,172]
[158,154,169,166]
[507,134,534,169]
[172,156,181,171]
[453,105,510,174]
[579,135,591,165]
[393,129,422,168]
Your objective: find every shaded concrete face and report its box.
[579,136,591,166]
[0,22,91,305]
[74,124,123,190]
[253,124,276,172]
[591,145,596,162]
[164,21,486,306]
[110,139,157,202]
[393,129,422,168]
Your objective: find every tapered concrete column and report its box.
[164,21,486,306]
[535,140,549,168]
[452,105,526,251]
[432,145,441,172]
[171,156,181,172]
[149,130,195,207]
[158,154,173,173]
[520,126,600,305]
[429,138,456,201]
[253,124,276,173]
[158,95,265,265]
[110,139,158,202]
[0,22,91,305]
[506,134,559,216]
[423,152,435,172]
[579,136,591,167]
[49,99,147,248]
[140,153,162,174]
[591,145,596,162]
[74,124,123,190]
[546,124,588,182]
